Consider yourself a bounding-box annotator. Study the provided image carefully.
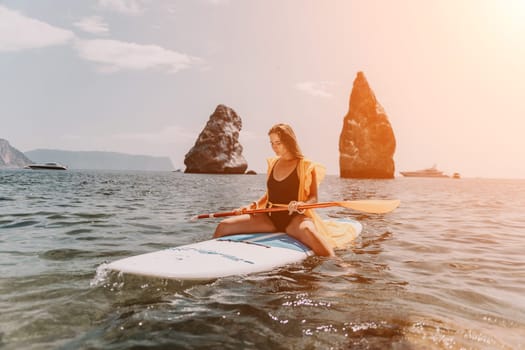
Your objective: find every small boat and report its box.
[452,172,461,179]
[25,162,67,170]
[400,165,448,178]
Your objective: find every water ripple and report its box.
[1,219,40,229]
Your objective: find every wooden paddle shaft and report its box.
[192,200,399,220]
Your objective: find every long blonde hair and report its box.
[268,123,304,159]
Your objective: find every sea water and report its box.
[0,169,524,349]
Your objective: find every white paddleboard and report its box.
[106,219,362,281]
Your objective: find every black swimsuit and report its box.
[266,162,300,232]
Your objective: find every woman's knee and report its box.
[291,218,316,237]
[286,224,306,241]
[213,215,257,238]
[298,220,314,232]
[213,220,230,238]
[288,220,334,257]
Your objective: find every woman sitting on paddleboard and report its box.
[213,123,336,256]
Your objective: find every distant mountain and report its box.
[24,149,174,171]
[0,139,33,168]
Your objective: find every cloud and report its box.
[113,126,198,144]
[0,5,74,52]
[74,16,109,35]
[295,81,335,98]
[74,39,202,73]
[97,0,146,15]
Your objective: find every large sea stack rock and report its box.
[339,72,396,179]
[0,139,33,168]
[184,105,248,174]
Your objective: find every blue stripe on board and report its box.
[218,233,310,253]
[217,234,263,242]
[255,235,311,253]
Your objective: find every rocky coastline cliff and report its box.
[0,139,32,168]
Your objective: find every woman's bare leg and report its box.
[286,216,335,257]
[213,214,276,238]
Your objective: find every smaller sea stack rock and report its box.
[184,105,248,174]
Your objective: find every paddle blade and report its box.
[337,200,400,214]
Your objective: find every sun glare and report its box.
[490,0,525,32]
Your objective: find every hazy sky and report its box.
[1,0,524,178]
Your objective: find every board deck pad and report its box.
[106,219,362,281]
